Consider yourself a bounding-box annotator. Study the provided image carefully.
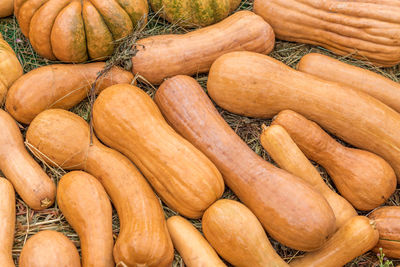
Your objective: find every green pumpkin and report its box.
[150,0,242,27]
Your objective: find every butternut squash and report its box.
[207,51,400,182]
[131,10,274,84]
[0,178,15,267]
[57,171,114,267]
[167,216,226,267]
[93,84,224,219]
[368,206,400,258]
[253,0,400,66]
[26,109,174,267]
[0,0,13,17]
[6,62,133,124]
[260,124,356,228]
[271,110,396,210]
[297,53,400,113]
[290,216,379,267]
[0,109,55,210]
[19,230,81,267]
[202,199,288,267]
[154,75,336,251]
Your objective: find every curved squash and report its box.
[0,178,15,267]
[132,10,274,84]
[57,171,114,267]
[19,230,81,267]
[202,199,288,267]
[0,0,13,17]
[0,109,55,210]
[6,62,133,124]
[26,109,174,267]
[253,0,400,66]
[154,75,336,251]
[207,51,400,182]
[93,84,224,219]
[260,124,356,228]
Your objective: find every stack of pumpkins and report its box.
[1,0,400,266]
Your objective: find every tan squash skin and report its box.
[368,206,400,258]
[202,199,288,267]
[272,110,396,211]
[154,75,336,251]
[19,230,81,267]
[6,62,133,124]
[93,84,224,219]
[0,178,15,267]
[253,0,400,67]
[290,216,379,267]
[0,33,23,105]
[131,10,274,85]
[57,171,114,267]
[207,51,400,182]
[0,109,55,210]
[0,0,13,17]
[26,109,174,267]
[297,53,400,113]
[260,124,356,228]
[167,216,226,267]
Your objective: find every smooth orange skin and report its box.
[0,109,55,210]
[254,0,400,66]
[19,231,81,267]
[202,199,288,267]
[26,109,174,267]
[132,10,274,84]
[272,110,396,211]
[57,171,114,267]
[0,178,15,267]
[260,124,356,229]
[369,206,400,258]
[167,216,226,267]
[6,62,133,124]
[0,0,13,17]
[93,84,225,219]
[290,216,379,267]
[207,51,400,182]
[154,75,336,252]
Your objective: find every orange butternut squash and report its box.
[167,216,226,267]
[260,124,356,228]
[0,0,13,17]
[290,216,379,267]
[253,0,400,66]
[202,199,288,267]
[6,63,133,124]
[271,110,396,210]
[297,53,400,113]
[131,10,274,84]
[0,178,15,267]
[207,51,400,182]
[26,109,174,267]
[0,109,55,210]
[19,230,81,267]
[368,206,400,258]
[154,75,336,251]
[57,171,114,267]
[93,84,224,219]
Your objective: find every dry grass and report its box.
[0,0,399,266]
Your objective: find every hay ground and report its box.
[1,1,399,266]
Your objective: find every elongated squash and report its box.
[0,178,15,267]
[93,84,224,219]
[260,124,356,228]
[26,109,174,267]
[132,10,274,84]
[154,75,336,251]
[253,0,400,66]
[6,62,133,124]
[207,51,400,181]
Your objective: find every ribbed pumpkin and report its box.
[14,0,149,62]
[150,0,241,27]
[0,0,13,17]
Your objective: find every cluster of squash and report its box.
[1,0,400,266]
